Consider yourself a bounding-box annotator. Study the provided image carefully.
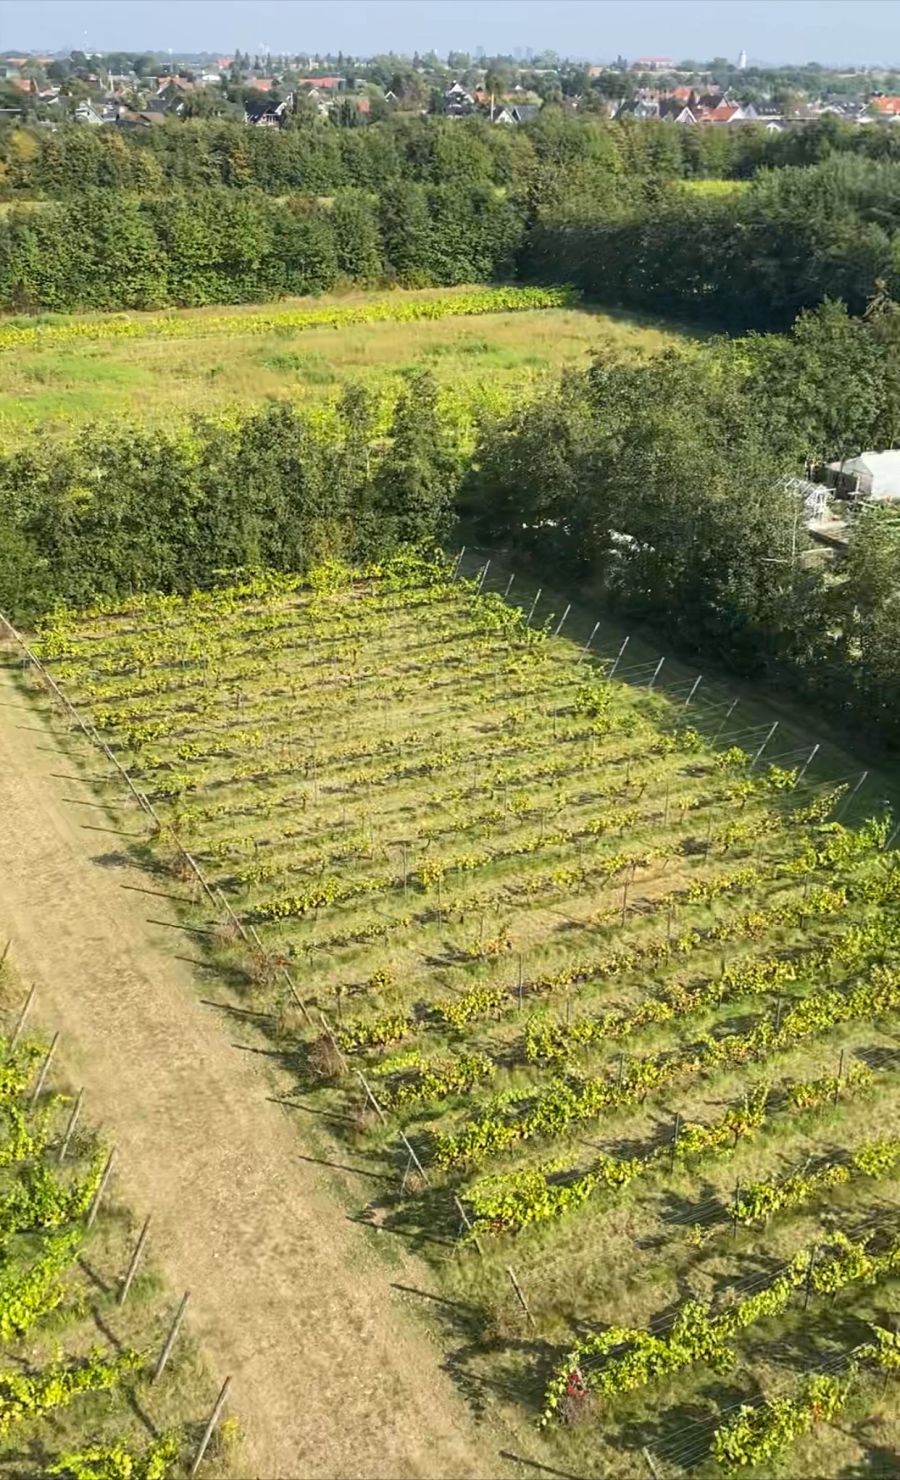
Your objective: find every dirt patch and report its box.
[0,664,493,1480]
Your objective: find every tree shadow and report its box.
[90,850,134,870]
[444,1328,553,1421]
[617,1377,752,1471]
[834,1429,900,1478]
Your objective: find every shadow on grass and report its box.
[617,1377,750,1472]
[499,1453,588,1480]
[835,1430,900,1479]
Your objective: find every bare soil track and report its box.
[0,661,492,1480]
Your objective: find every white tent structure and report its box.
[832,451,900,502]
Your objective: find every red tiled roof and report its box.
[698,102,742,122]
[871,95,900,113]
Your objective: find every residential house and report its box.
[115,107,168,129]
[244,93,294,126]
[151,77,194,115]
[492,102,541,124]
[616,95,663,120]
[702,101,745,124]
[295,75,344,91]
[658,98,696,123]
[75,99,105,124]
[444,80,475,116]
[867,94,900,116]
[296,85,332,116]
[693,91,729,111]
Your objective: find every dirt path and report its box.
[0,663,494,1480]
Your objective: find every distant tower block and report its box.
[738,48,748,69]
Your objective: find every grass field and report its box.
[0,285,689,444]
[23,553,900,1480]
[679,178,751,197]
[0,961,236,1480]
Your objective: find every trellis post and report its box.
[647,657,665,690]
[751,721,778,769]
[578,621,600,665]
[681,674,702,710]
[607,634,629,680]
[552,603,571,638]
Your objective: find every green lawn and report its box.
[0,286,691,445]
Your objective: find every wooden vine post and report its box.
[506,1265,536,1329]
[190,1376,232,1478]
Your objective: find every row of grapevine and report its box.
[0,957,234,1480]
[22,550,900,1479]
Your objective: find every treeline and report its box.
[0,184,522,310]
[0,377,457,619]
[6,113,900,202]
[461,294,900,743]
[3,137,900,323]
[524,155,900,330]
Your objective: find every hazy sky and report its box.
[2,0,900,66]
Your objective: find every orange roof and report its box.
[9,78,33,93]
[670,85,694,101]
[297,76,342,88]
[871,95,900,113]
[699,102,741,122]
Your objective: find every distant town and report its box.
[2,46,900,130]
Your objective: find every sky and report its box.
[2,0,900,67]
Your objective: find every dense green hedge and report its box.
[521,154,900,331]
[3,151,899,326]
[0,182,523,310]
[0,377,458,620]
